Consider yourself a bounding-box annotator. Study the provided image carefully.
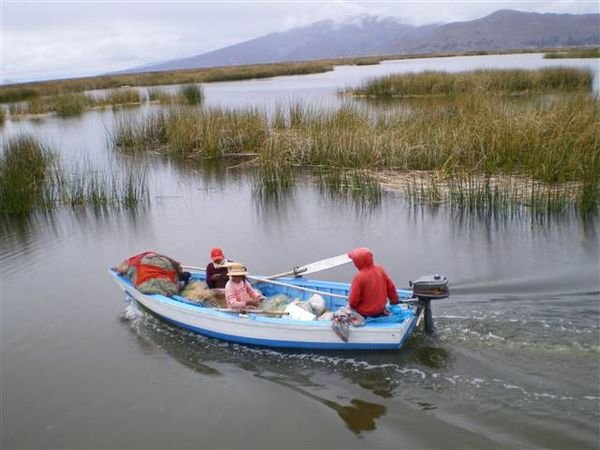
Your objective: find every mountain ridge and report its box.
[118,10,600,74]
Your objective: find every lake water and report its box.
[1,53,599,449]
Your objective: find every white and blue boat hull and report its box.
[110,271,418,350]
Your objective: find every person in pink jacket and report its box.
[347,247,399,317]
[224,263,265,310]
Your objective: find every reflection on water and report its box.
[259,373,387,435]
[120,300,394,435]
[118,295,467,435]
[121,302,223,377]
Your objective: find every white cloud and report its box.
[1,0,598,83]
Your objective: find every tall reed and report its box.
[51,163,149,210]
[178,84,204,105]
[1,135,149,215]
[52,92,90,117]
[0,135,55,215]
[100,88,142,106]
[8,92,92,117]
[317,169,382,206]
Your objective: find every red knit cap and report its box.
[210,247,224,261]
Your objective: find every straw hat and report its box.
[227,262,248,277]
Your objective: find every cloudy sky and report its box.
[1,0,598,84]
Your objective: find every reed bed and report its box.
[0,61,336,103]
[1,47,591,104]
[0,108,5,125]
[108,88,599,214]
[544,48,600,59]
[344,68,594,97]
[0,135,55,215]
[8,85,201,118]
[8,89,147,118]
[178,84,204,105]
[97,88,143,106]
[0,135,149,215]
[50,164,149,210]
[52,93,91,117]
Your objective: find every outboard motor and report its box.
[409,274,449,335]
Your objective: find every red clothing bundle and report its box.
[347,247,399,317]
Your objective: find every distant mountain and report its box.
[120,10,600,73]
[401,10,600,53]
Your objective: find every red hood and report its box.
[348,247,374,270]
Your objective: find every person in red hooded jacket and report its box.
[347,247,399,317]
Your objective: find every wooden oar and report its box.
[182,265,206,271]
[264,253,352,279]
[183,253,352,280]
[247,275,350,300]
[249,275,419,305]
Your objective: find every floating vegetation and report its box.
[343,68,594,97]
[0,108,5,125]
[0,135,149,216]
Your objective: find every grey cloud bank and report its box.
[2,1,599,83]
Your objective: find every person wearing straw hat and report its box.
[224,262,265,310]
[206,247,230,289]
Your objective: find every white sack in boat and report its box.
[308,294,326,316]
[284,302,316,321]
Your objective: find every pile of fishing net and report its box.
[180,280,227,308]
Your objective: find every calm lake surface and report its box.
[1,53,599,449]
